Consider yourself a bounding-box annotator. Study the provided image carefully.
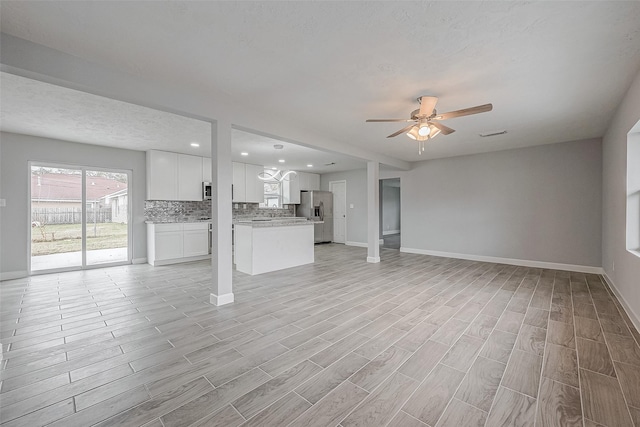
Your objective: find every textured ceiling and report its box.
[0,72,363,172]
[1,1,640,162]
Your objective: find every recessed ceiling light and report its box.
[190,142,200,147]
[240,152,249,156]
[274,144,284,150]
[307,164,313,167]
[278,159,285,163]
[271,167,277,170]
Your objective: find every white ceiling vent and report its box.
[479,130,507,138]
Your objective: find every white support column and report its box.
[367,161,380,263]
[210,119,234,306]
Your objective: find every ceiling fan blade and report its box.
[431,121,455,135]
[418,96,438,117]
[366,118,415,122]
[387,124,417,138]
[436,103,493,120]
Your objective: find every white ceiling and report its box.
[0,72,364,173]
[1,2,640,163]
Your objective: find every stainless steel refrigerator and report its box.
[297,191,333,243]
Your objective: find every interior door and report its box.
[330,181,346,243]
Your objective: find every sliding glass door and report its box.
[30,163,131,272]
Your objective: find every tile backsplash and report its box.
[233,203,295,219]
[145,200,296,222]
[145,200,211,222]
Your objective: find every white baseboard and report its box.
[149,254,210,266]
[132,258,148,265]
[346,241,367,248]
[210,292,234,306]
[399,247,604,274]
[346,240,385,247]
[0,270,28,281]
[367,256,381,263]
[602,273,640,333]
[383,230,400,236]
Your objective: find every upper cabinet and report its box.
[298,172,320,191]
[178,154,203,201]
[244,164,264,203]
[232,162,246,202]
[233,162,263,203]
[282,172,300,204]
[202,157,212,182]
[147,150,203,201]
[147,150,179,200]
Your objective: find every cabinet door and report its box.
[232,162,246,202]
[155,231,183,260]
[283,172,300,204]
[202,157,212,182]
[183,229,209,257]
[178,154,204,201]
[245,164,264,203]
[147,150,178,200]
[298,172,308,191]
[309,173,320,191]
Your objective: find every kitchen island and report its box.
[234,218,315,275]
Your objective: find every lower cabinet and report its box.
[147,222,210,266]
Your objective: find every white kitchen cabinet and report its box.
[147,222,210,266]
[298,172,321,191]
[232,162,246,202]
[183,223,209,257]
[282,171,300,204]
[244,163,264,203]
[202,157,212,182]
[178,154,204,201]
[146,150,178,200]
[147,150,205,201]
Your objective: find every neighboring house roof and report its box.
[31,173,126,202]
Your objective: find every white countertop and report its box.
[236,218,320,227]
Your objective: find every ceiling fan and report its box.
[366,96,493,154]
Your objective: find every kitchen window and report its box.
[261,181,283,208]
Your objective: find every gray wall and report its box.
[381,181,401,234]
[0,132,147,277]
[393,139,602,267]
[602,65,640,325]
[320,169,368,244]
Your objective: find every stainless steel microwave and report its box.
[202,182,212,200]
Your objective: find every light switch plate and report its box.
[0,199,6,207]
[350,203,354,209]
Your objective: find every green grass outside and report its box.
[31,223,127,256]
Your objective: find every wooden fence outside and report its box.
[31,207,112,224]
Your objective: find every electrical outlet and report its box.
[243,204,247,209]
[234,203,238,209]
[0,199,5,207]
[350,204,354,209]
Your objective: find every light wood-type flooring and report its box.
[1,244,640,427]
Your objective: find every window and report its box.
[627,130,640,256]
[262,181,282,208]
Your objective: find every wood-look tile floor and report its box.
[1,244,640,427]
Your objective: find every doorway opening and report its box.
[30,163,131,273]
[380,178,401,249]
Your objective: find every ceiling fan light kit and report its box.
[366,96,493,155]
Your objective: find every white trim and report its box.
[345,241,367,248]
[383,230,400,236]
[399,247,604,274]
[210,292,234,306]
[0,271,28,281]
[148,254,210,266]
[602,273,640,333]
[367,256,380,263]
[132,257,148,264]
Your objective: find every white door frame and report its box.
[329,180,347,244]
[28,160,133,275]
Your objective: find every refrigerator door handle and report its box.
[319,201,324,221]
